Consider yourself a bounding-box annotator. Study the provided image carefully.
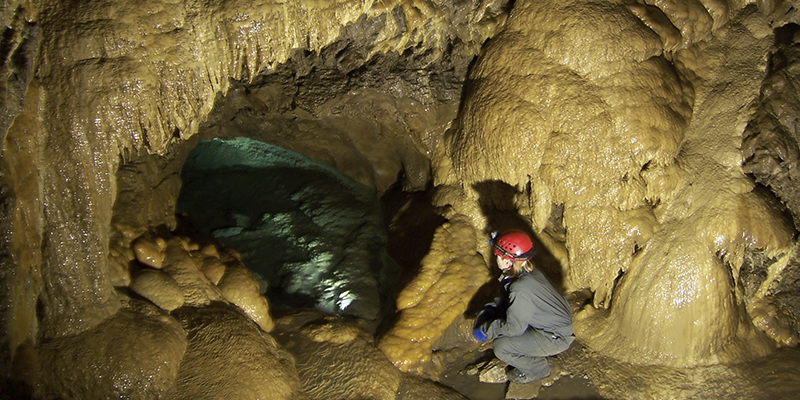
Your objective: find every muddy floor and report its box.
[270,304,800,400]
[439,339,800,400]
[440,340,604,400]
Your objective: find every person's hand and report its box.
[473,328,487,342]
[474,306,498,329]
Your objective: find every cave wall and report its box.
[0,0,509,396]
[428,0,800,367]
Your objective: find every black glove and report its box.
[474,305,499,330]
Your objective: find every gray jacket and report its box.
[477,268,573,340]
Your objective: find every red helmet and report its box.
[491,230,535,261]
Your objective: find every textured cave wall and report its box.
[175,138,394,321]
[744,24,800,230]
[740,20,800,350]
[0,7,45,388]
[0,0,510,397]
[426,0,800,368]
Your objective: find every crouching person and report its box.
[473,229,574,384]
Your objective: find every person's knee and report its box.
[492,337,515,361]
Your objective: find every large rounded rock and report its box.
[172,303,305,400]
[37,301,187,399]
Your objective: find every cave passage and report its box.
[176,137,399,320]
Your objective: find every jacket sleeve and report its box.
[480,283,537,340]
[474,304,498,330]
[473,290,507,330]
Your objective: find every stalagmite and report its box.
[171,305,305,400]
[199,256,227,286]
[379,216,490,374]
[132,236,167,269]
[107,243,133,287]
[218,264,275,332]
[37,303,188,399]
[124,232,278,332]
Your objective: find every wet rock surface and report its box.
[36,301,187,399]
[171,304,304,400]
[1,0,800,398]
[272,310,471,400]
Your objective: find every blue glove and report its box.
[473,328,487,342]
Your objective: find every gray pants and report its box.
[492,329,574,381]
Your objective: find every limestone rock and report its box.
[378,215,491,374]
[1,0,800,397]
[172,304,304,400]
[133,236,167,269]
[464,358,509,384]
[750,297,799,347]
[37,304,187,399]
[199,256,226,285]
[107,244,132,287]
[396,374,471,400]
[200,243,220,258]
[440,0,798,368]
[129,268,185,312]
[161,237,224,306]
[742,22,800,229]
[176,138,394,321]
[505,382,541,400]
[275,312,403,400]
[217,264,274,332]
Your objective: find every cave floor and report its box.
[441,366,604,400]
[441,339,800,400]
[265,303,800,400]
[439,340,604,400]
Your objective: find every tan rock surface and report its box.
[37,301,187,399]
[379,215,491,375]
[439,0,799,368]
[129,268,186,312]
[218,264,275,332]
[1,0,799,398]
[172,304,304,400]
[274,311,470,400]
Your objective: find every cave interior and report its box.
[2,0,800,399]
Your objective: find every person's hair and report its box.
[505,259,534,278]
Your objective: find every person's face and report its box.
[496,255,513,273]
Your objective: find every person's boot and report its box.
[506,368,540,384]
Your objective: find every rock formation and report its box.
[432,0,800,367]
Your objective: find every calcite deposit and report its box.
[438,0,800,368]
[378,215,490,375]
[274,311,471,400]
[1,0,800,398]
[120,229,277,329]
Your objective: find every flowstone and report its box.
[436,0,799,369]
